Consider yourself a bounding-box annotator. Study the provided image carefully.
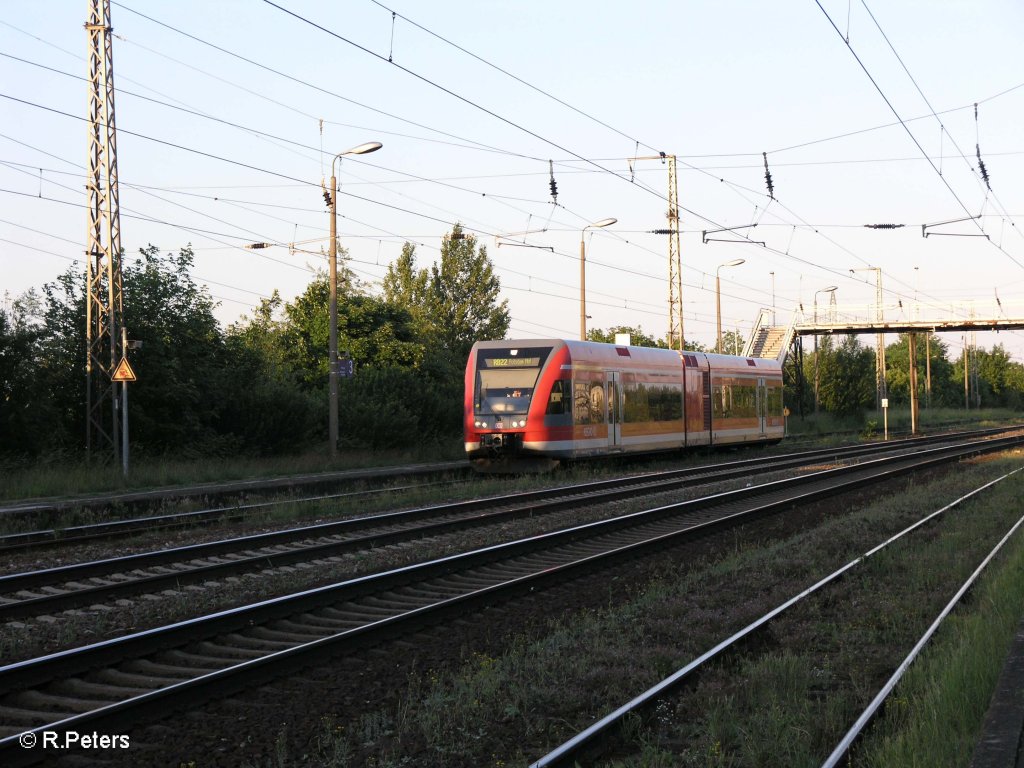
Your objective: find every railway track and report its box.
[0,430,1010,622]
[0,460,472,542]
[0,428,1006,554]
[0,477,468,554]
[532,467,1024,767]
[1,432,1020,765]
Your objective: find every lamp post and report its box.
[328,141,382,457]
[715,258,745,353]
[813,286,838,413]
[580,217,617,340]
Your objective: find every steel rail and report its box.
[0,434,1020,765]
[0,460,471,518]
[0,427,1006,554]
[821,485,1024,768]
[531,466,1024,767]
[0,479,464,553]
[0,430,1003,620]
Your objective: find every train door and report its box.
[607,371,621,448]
[756,377,767,436]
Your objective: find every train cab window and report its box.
[474,347,552,415]
[546,379,570,415]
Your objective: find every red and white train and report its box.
[464,338,785,469]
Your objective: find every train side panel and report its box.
[705,353,785,445]
[465,339,784,468]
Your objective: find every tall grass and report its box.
[787,406,1021,439]
[855,514,1024,767]
[0,441,466,501]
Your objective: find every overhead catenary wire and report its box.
[813,0,1024,271]
[4,7,1020,350]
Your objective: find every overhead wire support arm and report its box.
[701,224,763,246]
[496,242,554,252]
[922,215,988,239]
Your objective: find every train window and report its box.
[648,384,683,422]
[713,384,731,419]
[765,384,784,417]
[623,382,649,422]
[713,381,758,419]
[573,381,605,424]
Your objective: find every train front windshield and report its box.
[474,347,552,416]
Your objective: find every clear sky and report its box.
[2,1,1023,361]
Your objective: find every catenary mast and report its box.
[85,0,125,463]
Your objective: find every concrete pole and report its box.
[908,333,918,435]
[328,171,339,457]
[579,236,587,341]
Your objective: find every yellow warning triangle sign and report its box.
[111,357,137,382]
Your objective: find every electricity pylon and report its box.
[85,0,125,463]
[629,153,684,351]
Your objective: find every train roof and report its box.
[470,339,781,373]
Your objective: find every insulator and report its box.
[976,144,992,190]
[548,159,558,203]
[762,152,775,200]
[322,188,332,208]
[863,223,904,229]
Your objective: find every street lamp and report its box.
[813,286,838,413]
[580,217,617,340]
[715,258,745,353]
[328,141,382,457]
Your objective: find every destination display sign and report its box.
[484,357,540,368]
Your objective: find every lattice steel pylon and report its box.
[666,155,683,351]
[629,153,684,351]
[85,0,124,462]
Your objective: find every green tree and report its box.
[280,271,425,388]
[224,291,322,454]
[28,245,243,458]
[227,291,289,375]
[884,333,958,408]
[975,344,1019,407]
[427,224,510,368]
[37,265,90,453]
[719,329,745,356]
[0,293,64,460]
[119,245,233,455]
[815,335,876,416]
[382,242,430,336]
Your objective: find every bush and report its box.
[218,376,324,456]
[338,367,462,450]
